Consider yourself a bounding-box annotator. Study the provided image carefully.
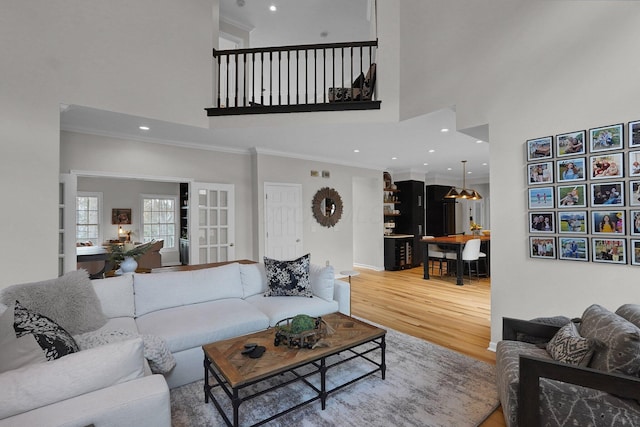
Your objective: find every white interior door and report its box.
[190,182,235,264]
[264,183,303,259]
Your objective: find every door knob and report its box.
[229,243,234,247]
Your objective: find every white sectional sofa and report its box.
[0,260,350,426]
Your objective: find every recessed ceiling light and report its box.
[476,140,483,144]
[482,162,488,166]
[441,128,449,133]
[447,167,452,171]
[391,157,397,160]
[269,5,277,12]
[428,149,435,153]
[423,163,429,166]
[139,126,150,131]
[468,171,472,174]
[353,149,360,153]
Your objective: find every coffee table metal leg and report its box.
[204,358,210,403]
[320,358,327,410]
[232,389,240,427]
[380,335,386,380]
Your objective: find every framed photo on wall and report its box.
[629,120,640,148]
[628,151,640,177]
[630,181,640,206]
[590,153,623,179]
[529,212,555,233]
[591,210,625,234]
[592,238,626,264]
[557,184,586,208]
[530,237,556,259]
[527,162,553,185]
[559,237,588,261]
[558,211,587,234]
[556,158,585,182]
[590,182,623,206]
[589,123,624,152]
[631,239,640,266]
[528,187,554,209]
[111,208,132,224]
[526,136,553,161]
[556,130,585,157]
[630,210,640,236]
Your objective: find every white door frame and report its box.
[264,182,303,259]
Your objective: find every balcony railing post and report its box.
[269,51,273,106]
[225,54,229,108]
[260,52,264,105]
[287,50,290,105]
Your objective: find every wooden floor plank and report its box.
[350,265,505,427]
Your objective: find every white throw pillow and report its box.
[310,264,335,301]
[240,263,268,298]
[0,337,146,419]
[92,274,135,318]
[0,303,47,374]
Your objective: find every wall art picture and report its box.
[526,136,553,161]
[630,181,640,206]
[590,153,623,179]
[529,212,555,233]
[590,182,623,206]
[556,158,586,182]
[628,151,640,177]
[111,208,132,224]
[631,239,640,265]
[631,210,640,236]
[556,130,585,157]
[557,184,586,208]
[591,210,625,234]
[559,237,588,261]
[530,237,555,259]
[528,162,553,185]
[589,123,624,152]
[629,120,640,148]
[558,211,587,234]
[528,187,554,209]
[592,238,626,264]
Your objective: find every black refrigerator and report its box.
[395,180,425,268]
[425,185,457,237]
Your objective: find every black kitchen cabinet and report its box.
[425,185,457,237]
[395,180,425,267]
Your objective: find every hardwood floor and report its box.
[349,264,505,427]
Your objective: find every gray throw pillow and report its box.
[546,321,596,367]
[0,270,107,335]
[616,304,640,329]
[579,304,640,376]
[263,254,312,297]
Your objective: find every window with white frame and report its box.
[141,195,177,249]
[76,192,102,245]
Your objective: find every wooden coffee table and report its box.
[202,312,386,427]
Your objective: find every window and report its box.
[76,192,102,244]
[141,196,176,249]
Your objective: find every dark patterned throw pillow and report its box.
[13,300,79,360]
[546,321,596,367]
[263,254,312,297]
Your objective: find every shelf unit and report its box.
[383,188,400,235]
[179,182,190,265]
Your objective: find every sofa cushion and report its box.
[264,254,312,297]
[546,321,596,367]
[133,263,243,316]
[0,269,108,335]
[245,294,339,326]
[616,304,640,329]
[0,338,146,419]
[310,264,335,302]
[580,304,640,376]
[13,300,79,361]
[92,274,135,318]
[135,299,269,353]
[240,262,268,298]
[0,303,46,373]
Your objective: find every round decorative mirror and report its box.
[312,187,343,227]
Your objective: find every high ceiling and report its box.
[60,1,490,182]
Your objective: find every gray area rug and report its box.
[171,325,498,427]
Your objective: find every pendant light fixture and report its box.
[444,160,483,200]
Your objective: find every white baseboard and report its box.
[487,341,497,352]
[353,262,384,271]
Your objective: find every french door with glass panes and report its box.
[189,183,235,264]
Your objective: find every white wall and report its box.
[0,0,217,287]
[253,152,381,273]
[353,176,385,270]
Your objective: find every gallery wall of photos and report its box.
[526,120,640,265]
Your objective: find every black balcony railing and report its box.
[205,40,380,116]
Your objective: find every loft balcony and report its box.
[205,40,380,116]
